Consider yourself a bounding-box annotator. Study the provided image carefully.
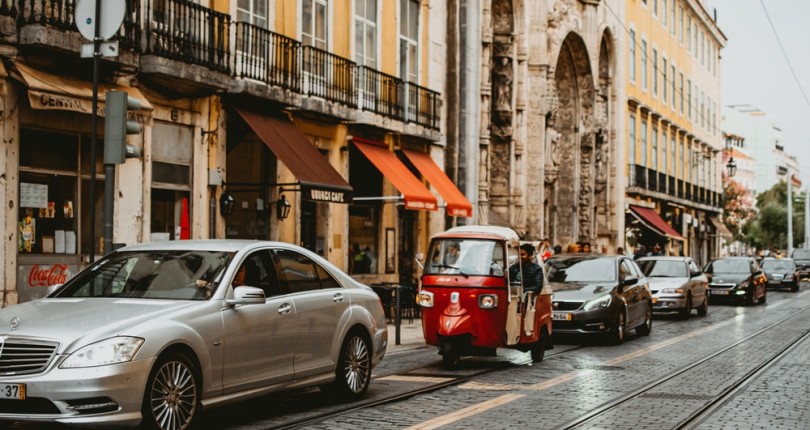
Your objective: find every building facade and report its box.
[623,0,726,265]
[0,0,464,305]
[445,0,626,253]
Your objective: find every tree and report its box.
[750,180,806,251]
[721,176,755,242]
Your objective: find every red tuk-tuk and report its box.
[416,225,553,368]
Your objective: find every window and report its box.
[236,0,268,28]
[151,122,193,241]
[671,64,676,109]
[670,0,676,35]
[238,250,281,297]
[662,57,667,103]
[302,0,327,49]
[641,119,648,167]
[354,0,377,68]
[687,78,692,120]
[662,0,667,27]
[399,0,418,83]
[671,134,676,177]
[18,129,103,255]
[629,114,637,165]
[400,0,419,121]
[662,129,668,174]
[276,248,324,293]
[641,39,648,90]
[652,124,659,170]
[678,5,684,42]
[686,15,691,51]
[693,23,698,58]
[652,48,658,97]
[629,30,636,82]
[679,72,684,113]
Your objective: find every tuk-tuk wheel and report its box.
[530,331,547,363]
[441,340,461,369]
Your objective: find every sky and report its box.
[707,0,810,184]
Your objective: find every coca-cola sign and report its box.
[17,264,79,303]
[27,264,71,287]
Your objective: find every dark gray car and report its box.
[545,254,653,345]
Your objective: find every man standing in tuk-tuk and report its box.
[509,243,543,292]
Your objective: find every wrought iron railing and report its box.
[10,1,441,130]
[302,45,357,107]
[144,0,230,73]
[233,22,300,92]
[358,66,401,119]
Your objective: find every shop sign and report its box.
[303,185,352,204]
[17,264,79,303]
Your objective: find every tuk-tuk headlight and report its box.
[582,294,611,311]
[478,294,499,309]
[417,291,434,307]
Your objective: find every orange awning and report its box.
[628,205,684,241]
[236,108,352,203]
[352,139,437,211]
[401,149,473,217]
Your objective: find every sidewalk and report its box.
[386,317,427,353]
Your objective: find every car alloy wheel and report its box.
[337,332,372,397]
[697,295,709,316]
[679,295,693,320]
[610,308,626,345]
[143,353,200,430]
[636,304,652,336]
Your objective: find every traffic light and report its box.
[104,90,143,164]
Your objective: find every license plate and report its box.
[552,312,572,321]
[0,384,25,400]
[769,280,781,284]
[710,290,729,296]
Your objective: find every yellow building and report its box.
[0,0,464,304]
[624,0,727,264]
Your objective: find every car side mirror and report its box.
[227,286,266,306]
[621,276,638,287]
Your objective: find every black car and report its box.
[760,257,800,292]
[545,254,652,345]
[703,257,767,306]
[791,248,810,279]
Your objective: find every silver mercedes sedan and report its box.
[0,240,388,429]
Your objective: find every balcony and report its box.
[628,164,721,211]
[4,0,441,131]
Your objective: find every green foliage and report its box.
[748,180,807,250]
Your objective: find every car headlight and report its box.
[478,294,499,309]
[60,337,144,369]
[417,291,434,308]
[784,274,794,280]
[582,294,611,311]
[737,279,750,288]
[661,288,685,294]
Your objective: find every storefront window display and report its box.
[150,122,193,241]
[18,129,103,255]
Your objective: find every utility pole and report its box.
[787,173,793,257]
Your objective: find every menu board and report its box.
[20,183,48,209]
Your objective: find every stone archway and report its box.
[545,32,595,248]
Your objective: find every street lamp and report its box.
[788,173,795,257]
[726,157,737,177]
[276,194,292,221]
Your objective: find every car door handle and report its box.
[333,293,345,303]
[278,303,292,315]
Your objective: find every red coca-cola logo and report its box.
[27,264,70,288]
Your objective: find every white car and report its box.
[636,256,709,319]
[0,240,387,429]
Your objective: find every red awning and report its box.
[628,205,685,241]
[401,149,473,217]
[352,140,437,211]
[235,109,352,203]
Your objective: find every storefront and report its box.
[626,204,685,256]
[7,61,153,303]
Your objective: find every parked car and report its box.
[545,254,652,345]
[0,240,388,429]
[703,256,767,306]
[760,257,800,292]
[637,256,709,319]
[790,248,810,279]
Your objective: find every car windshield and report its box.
[761,259,796,271]
[545,258,617,283]
[638,260,688,278]
[424,239,505,276]
[709,259,750,274]
[52,250,233,300]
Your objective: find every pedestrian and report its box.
[539,238,553,262]
[617,246,626,255]
[508,244,543,293]
[581,242,591,253]
[652,244,663,256]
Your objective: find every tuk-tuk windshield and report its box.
[424,239,505,276]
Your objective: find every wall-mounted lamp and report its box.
[276,194,292,221]
[219,192,235,216]
[726,157,737,177]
